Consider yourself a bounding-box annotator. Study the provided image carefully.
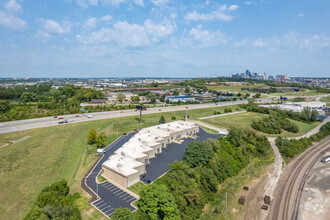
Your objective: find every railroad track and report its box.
[270,136,330,220]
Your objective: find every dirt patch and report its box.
[243,164,274,220]
[299,168,330,220]
[9,136,31,144]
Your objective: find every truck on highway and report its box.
[87,115,93,118]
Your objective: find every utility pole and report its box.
[96,183,98,199]
[63,95,66,127]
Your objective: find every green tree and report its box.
[138,184,180,220]
[171,115,176,120]
[131,95,140,103]
[111,208,134,220]
[146,93,157,103]
[96,133,106,148]
[184,87,190,94]
[159,116,166,124]
[116,92,126,103]
[0,100,10,113]
[183,141,214,167]
[20,92,37,102]
[88,129,97,144]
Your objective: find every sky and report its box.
[0,0,330,78]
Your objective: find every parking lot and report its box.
[141,128,223,184]
[91,181,137,218]
[83,131,138,218]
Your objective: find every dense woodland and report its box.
[114,127,272,220]
[251,115,299,134]
[24,180,81,220]
[276,122,330,160]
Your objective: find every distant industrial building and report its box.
[101,121,199,188]
[165,96,196,102]
[260,101,326,113]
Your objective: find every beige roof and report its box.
[102,120,198,177]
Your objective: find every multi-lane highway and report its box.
[0,99,257,134]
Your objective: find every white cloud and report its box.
[77,19,174,46]
[297,13,305,17]
[82,15,112,29]
[252,38,267,47]
[78,21,150,46]
[4,0,22,12]
[150,0,168,6]
[0,11,26,29]
[99,15,112,21]
[228,5,239,11]
[71,0,143,7]
[41,19,71,34]
[83,17,97,29]
[188,25,228,47]
[244,1,252,5]
[144,19,173,37]
[185,4,239,22]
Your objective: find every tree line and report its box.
[241,104,318,123]
[276,122,330,160]
[251,115,299,134]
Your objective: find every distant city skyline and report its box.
[1,0,330,78]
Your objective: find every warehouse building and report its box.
[101,121,199,188]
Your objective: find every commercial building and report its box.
[165,95,196,102]
[101,121,199,188]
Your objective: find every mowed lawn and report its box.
[0,104,243,220]
[200,112,320,138]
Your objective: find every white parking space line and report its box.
[112,189,121,194]
[98,202,108,209]
[127,198,135,202]
[115,191,125,196]
[119,193,129,198]
[93,200,104,206]
[107,211,114,217]
[104,208,114,214]
[105,185,115,190]
[109,187,117,192]
[122,195,132,200]
[100,182,110,187]
[100,205,111,211]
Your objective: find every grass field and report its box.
[206,83,268,93]
[200,112,320,138]
[320,96,330,107]
[128,182,147,196]
[0,104,244,220]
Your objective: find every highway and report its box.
[268,136,330,220]
[0,99,257,134]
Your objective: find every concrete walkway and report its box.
[290,116,330,140]
[197,110,247,120]
[192,120,228,135]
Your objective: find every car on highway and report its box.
[58,117,63,120]
[133,129,138,132]
[120,111,123,113]
[75,115,80,117]
[159,109,161,111]
[53,116,58,118]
